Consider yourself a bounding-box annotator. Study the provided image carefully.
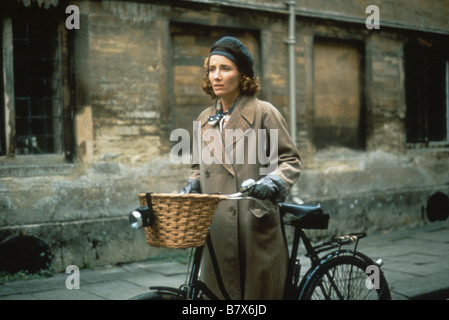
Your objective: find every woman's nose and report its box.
[213,70,221,80]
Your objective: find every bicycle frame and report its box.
[283,219,368,299]
[145,202,366,300]
[129,181,389,300]
[147,235,228,300]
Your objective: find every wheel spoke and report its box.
[300,254,391,300]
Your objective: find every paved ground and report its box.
[0,219,448,300]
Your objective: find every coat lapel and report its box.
[199,106,233,174]
[222,96,257,174]
[222,96,256,145]
[199,96,258,176]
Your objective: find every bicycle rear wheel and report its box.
[129,288,185,300]
[299,252,391,300]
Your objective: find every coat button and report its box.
[205,170,211,177]
[230,208,236,216]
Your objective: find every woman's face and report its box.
[208,55,241,103]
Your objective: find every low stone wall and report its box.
[2,150,448,273]
[0,157,190,272]
[0,216,159,272]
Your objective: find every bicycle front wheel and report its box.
[299,253,391,300]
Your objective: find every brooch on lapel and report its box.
[207,114,222,126]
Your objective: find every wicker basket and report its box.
[138,193,228,249]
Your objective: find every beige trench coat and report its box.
[189,95,301,300]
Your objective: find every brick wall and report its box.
[1,0,448,271]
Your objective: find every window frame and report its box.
[404,38,449,148]
[1,7,74,162]
[312,36,367,151]
[429,60,449,147]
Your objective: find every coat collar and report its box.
[198,95,258,176]
[200,95,257,130]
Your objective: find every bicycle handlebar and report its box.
[220,178,271,211]
[128,179,269,229]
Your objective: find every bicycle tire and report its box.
[298,252,391,300]
[129,290,184,300]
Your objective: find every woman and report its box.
[180,36,301,299]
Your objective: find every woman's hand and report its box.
[250,175,287,203]
[179,179,201,194]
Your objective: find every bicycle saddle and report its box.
[279,203,329,229]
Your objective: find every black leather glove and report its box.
[179,179,201,194]
[250,175,287,203]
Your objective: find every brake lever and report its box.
[226,178,269,211]
[227,178,257,198]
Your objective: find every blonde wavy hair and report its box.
[201,56,261,99]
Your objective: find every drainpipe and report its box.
[285,1,297,145]
[285,1,303,203]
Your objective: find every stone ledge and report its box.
[0,216,170,273]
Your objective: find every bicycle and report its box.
[128,179,391,300]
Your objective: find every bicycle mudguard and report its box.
[280,203,329,229]
[297,249,391,300]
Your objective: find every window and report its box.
[1,7,72,159]
[0,32,5,155]
[313,38,366,150]
[13,17,63,155]
[405,39,449,146]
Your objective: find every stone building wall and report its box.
[1,0,448,272]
